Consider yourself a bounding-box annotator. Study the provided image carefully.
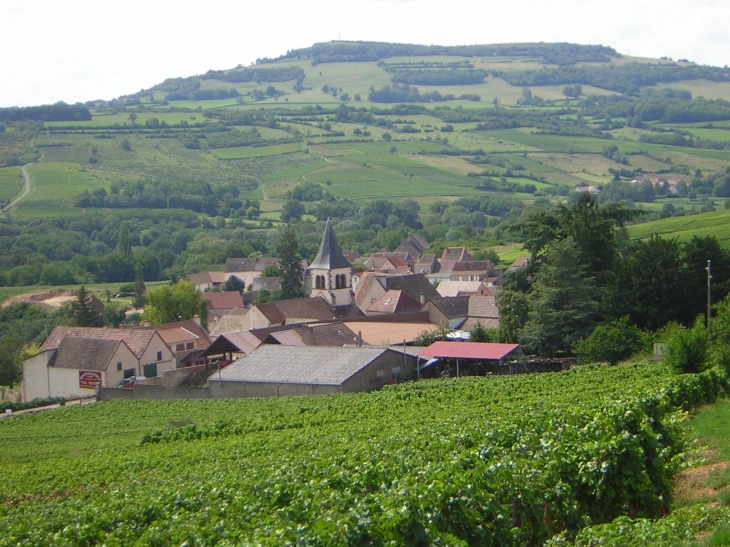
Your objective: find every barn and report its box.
[208,345,416,398]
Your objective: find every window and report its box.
[176,343,185,352]
[156,351,162,362]
[143,363,158,378]
[117,362,122,371]
[123,368,135,379]
[186,342,195,350]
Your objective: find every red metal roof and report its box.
[417,341,520,360]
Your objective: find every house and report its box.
[236,295,340,331]
[185,271,225,292]
[365,289,423,315]
[354,272,439,313]
[208,345,417,398]
[394,232,429,257]
[575,185,601,195]
[422,296,470,329]
[201,291,245,323]
[461,295,500,331]
[436,280,491,298]
[22,326,174,400]
[223,257,281,288]
[138,319,212,368]
[414,254,438,275]
[449,261,492,282]
[359,255,411,274]
[306,218,354,307]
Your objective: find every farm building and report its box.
[208,345,416,398]
[22,326,174,400]
[416,341,521,378]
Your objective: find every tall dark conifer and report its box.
[278,225,303,299]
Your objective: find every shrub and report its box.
[573,316,643,365]
[665,316,709,373]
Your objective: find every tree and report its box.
[665,316,709,373]
[281,200,304,223]
[105,302,129,328]
[117,222,132,256]
[223,275,245,293]
[278,225,304,299]
[144,280,208,329]
[260,264,283,278]
[71,286,104,327]
[573,316,644,365]
[469,321,493,342]
[519,239,598,356]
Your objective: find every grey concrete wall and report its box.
[342,350,417,393]
[97,385,211,401]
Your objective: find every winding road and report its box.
[2,164,31,212]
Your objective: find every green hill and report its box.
[2,40,730,288]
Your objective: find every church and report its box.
[305,218,354,307]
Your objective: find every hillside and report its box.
[1,40,730,289]
[1,363,728,545]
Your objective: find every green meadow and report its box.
[0,166,24,202]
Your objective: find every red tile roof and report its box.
[40,326,157,358]
[417,341,520,360]
[201,291,244,310]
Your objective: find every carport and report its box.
[416,341,521,378]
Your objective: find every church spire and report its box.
[309,218,351,270]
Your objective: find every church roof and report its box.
[308,218,352,270]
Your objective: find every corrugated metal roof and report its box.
[417,341,520,360]
[212,345,390,385]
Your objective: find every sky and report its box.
[2,0,730,107]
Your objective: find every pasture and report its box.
[0,166,23,202]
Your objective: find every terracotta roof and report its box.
[382,274,440,302]
[155,327,199,345]
[307,323,362,346]
[40,326,156,358]
[468,295,499,318]
[201,291,244,310]
[224,257,280,274]
[257,296,337,325]
[437,281,487,298]
[461,317,500,331]
[213,345,393,386]
[429,296,470,319]
[185,271,225,285]
[308,218,352,270]
[204,331,262,357]
[417,341,520,360]
[136,320,212,351]
[451,261,492,274]
[441,247,472,262]
[343,321,437,346]
[395,232,429,256]
[366,290,423,314]
[268,330,306,346]
[50,336,121,371]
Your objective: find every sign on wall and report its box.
[79,370,102,389]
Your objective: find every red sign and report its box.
[79,370,102,389]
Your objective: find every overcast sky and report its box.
[2,0,729,107]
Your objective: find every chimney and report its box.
[301,325,315,346]
[143,319,150,327]
[193,314,201,326]
[419,292,425,305]
[356,331,362,348]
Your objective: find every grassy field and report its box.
[210,141,303,159]
[20,162,103,207]
[0,166,23,201]
[627,208,730,243]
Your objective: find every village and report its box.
[20,219,536,403]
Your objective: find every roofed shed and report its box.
[416,341,521,377]
[208,345,416,398]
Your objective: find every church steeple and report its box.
[309,218,352,270]
[306,218,354,306]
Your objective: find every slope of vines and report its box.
[0,363,727,546]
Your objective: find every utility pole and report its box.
[707,260,712,334]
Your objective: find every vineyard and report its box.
[0,363,728,546]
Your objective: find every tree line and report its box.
[0,103,91,122]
